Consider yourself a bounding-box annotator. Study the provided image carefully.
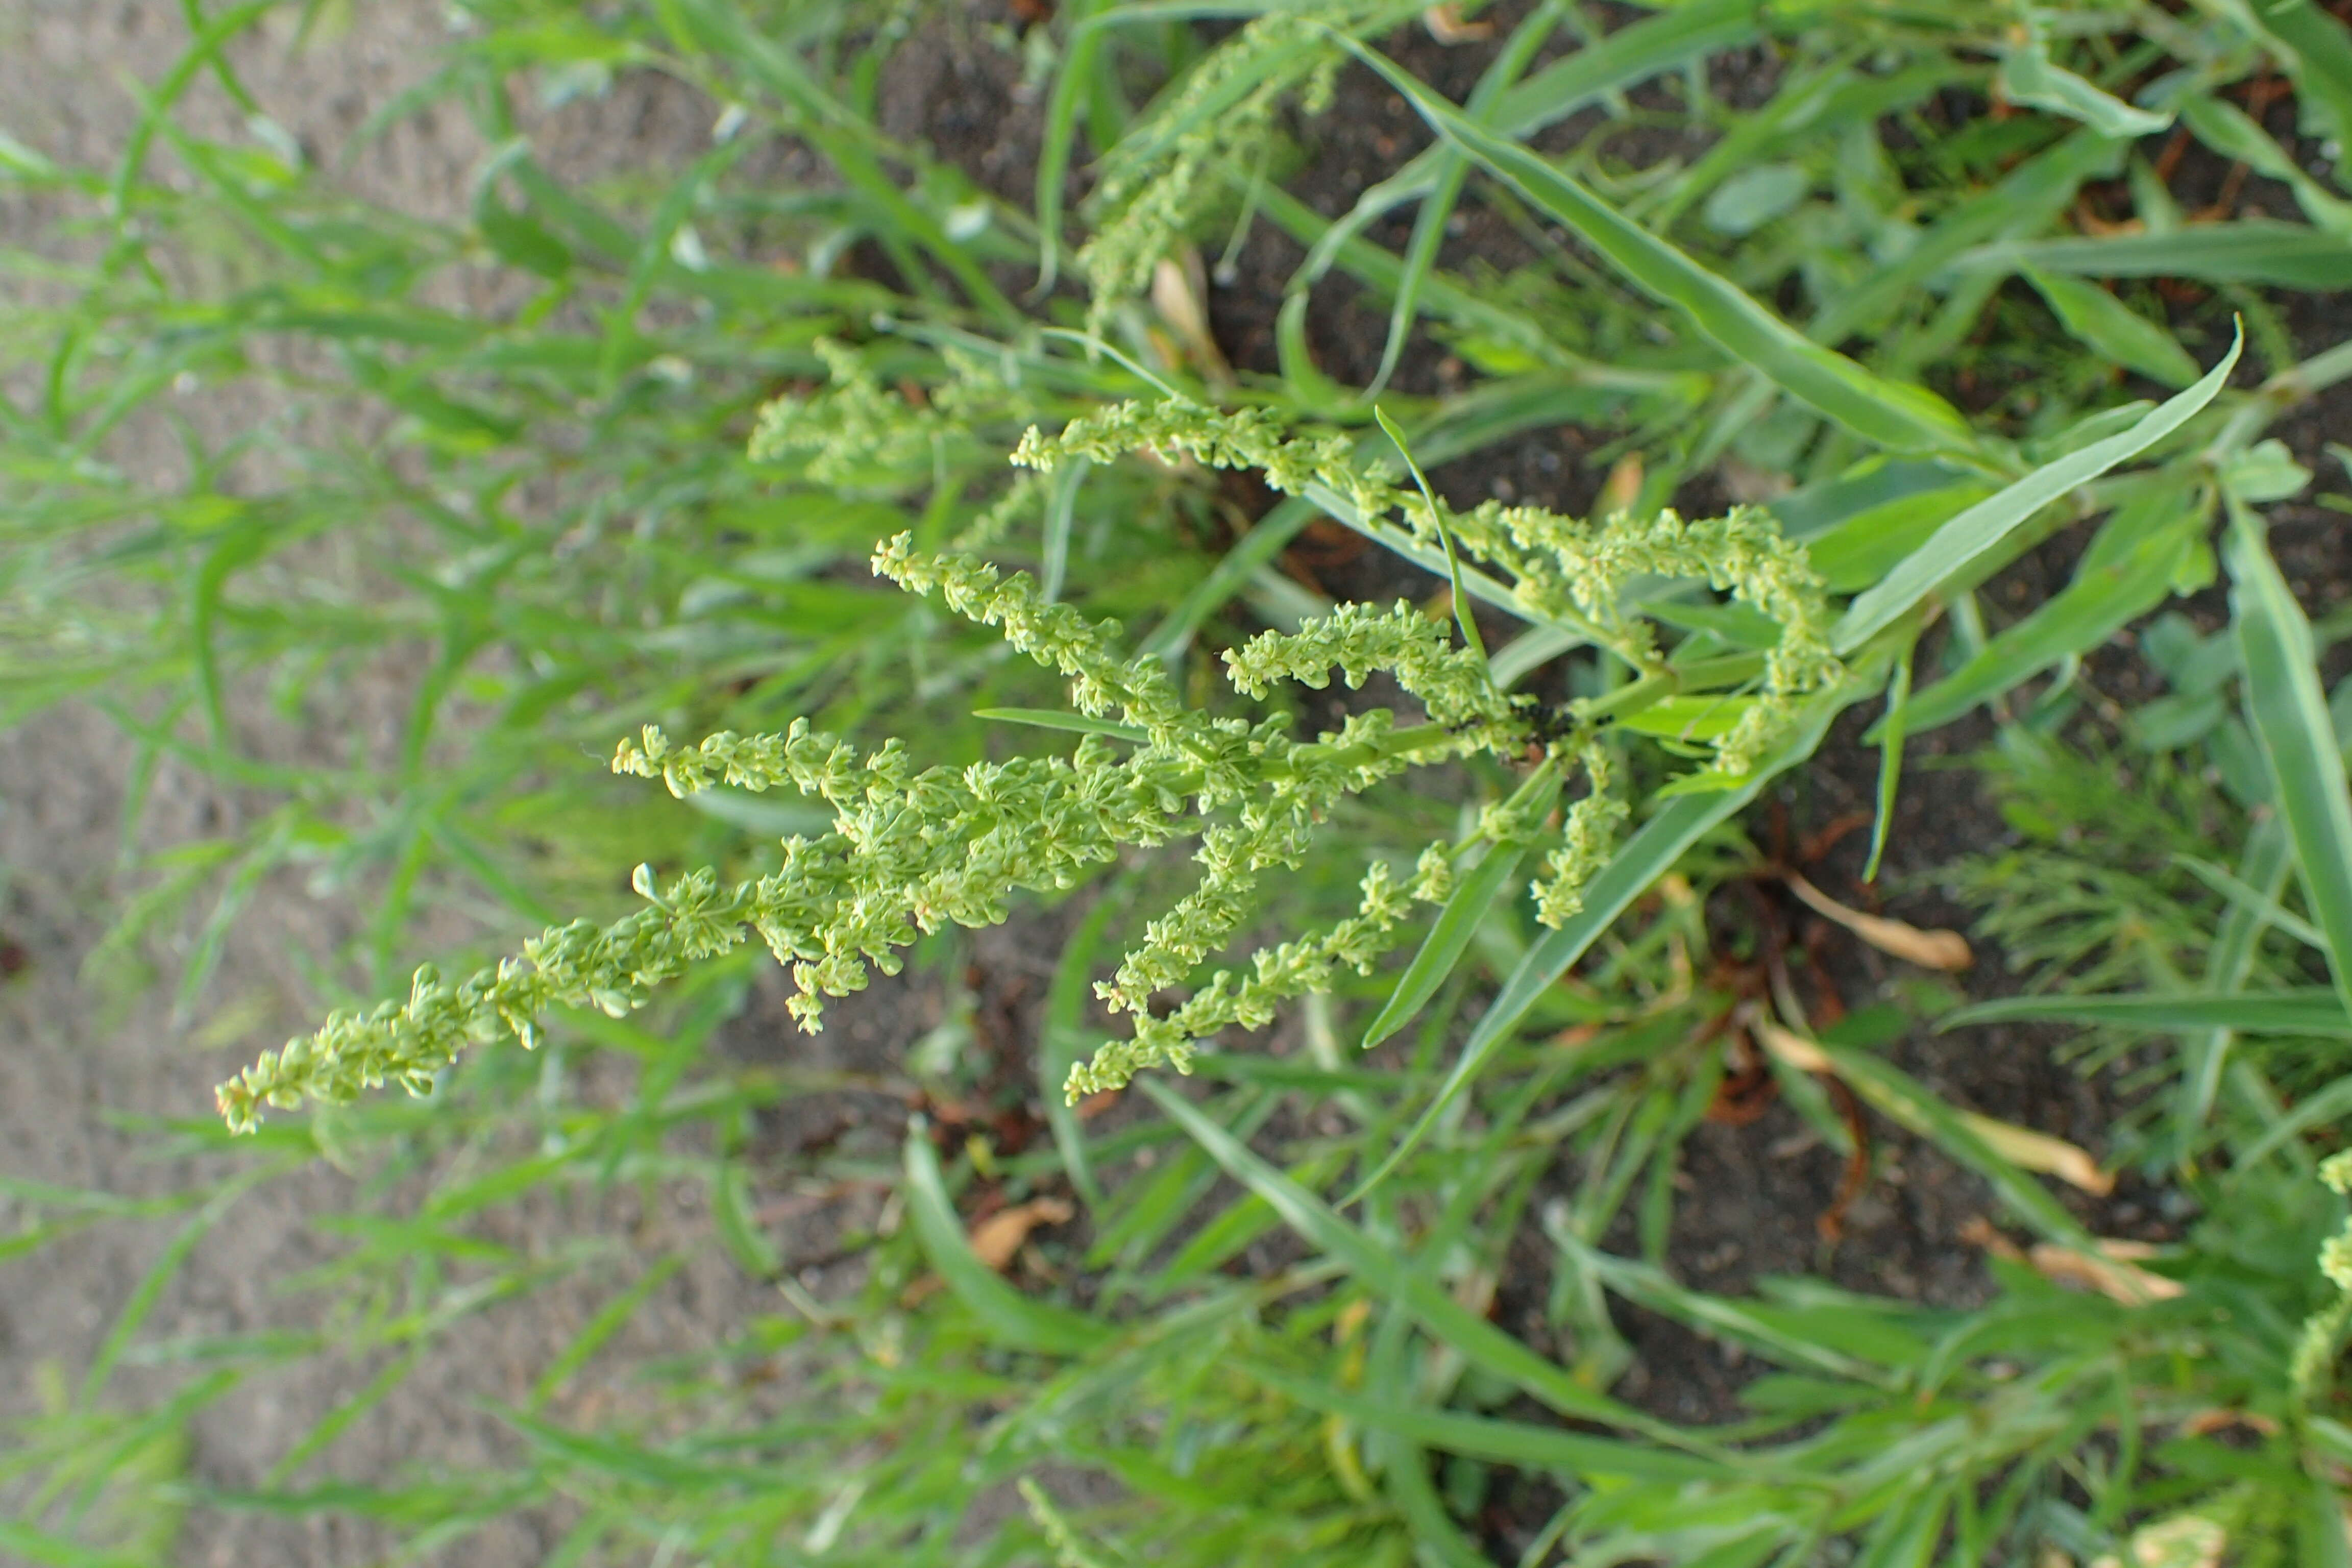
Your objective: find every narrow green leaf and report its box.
[1032,0,1115,289]
[1141,498,1315,661]
[0,1522,155,1568]
[2173,851,2328,951]
[1556,1236,1896,1385]
[1799,483,1997,593]
[82,1164,278,1406]
[1966,225,2352,288]
[1616,694,1759,743]
[1805,1035,2093,1245]
[2179,95,2352,239]
[1833,329,2239,653]
[1811,129,2126,348]
[1864,651,1908,883]
[2301,1475,2352,1568]
[1241,1362,1735,1481]
[2175,818,2293,1154]
[2022,267,2201,388]
[1296,0,1760,291]
[1361,839,1536,1051]
[2227,505,2352,1015]
[1040,454,1087,603]
[2233,0,2352,154]
[972,707,1150,743]
[1943,988,2352,1037]
[527,1255,685,1412]
[1997,45,2170,137]
[1348,44,1975,456]
[265,1346,424,1486]
[1140,1080,1703,1445]
[1041,892,1123,1208]
[1377,405,1487,671]
[681,787,834,840]
[709,1154,778,1279]
[1890,503,2198,734]
[2231,1070,2352,1171]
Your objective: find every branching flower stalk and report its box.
[219,399,1838,1133]
[1077,1,1409,337]
[1013,396,1840,890]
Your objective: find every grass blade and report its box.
[2174,817,2293,1155]
[1296,0,1759,291]
[1347,44,1976,457]
[1800,1036,2095,1246]
[1376,405,1487,670]
[1552,1235,1898,1385]
[1359,835,1538,1051]
[2022,267,2201,388]
[1965,225,2352,288]
[1888,498,2200,734]
[973,708,1150,743]
[2226,503,2352,1015]
[1833,328,2239,653]
[2233,0,2352,156]
[1042,891,1123,1208]
[1141,498,1315,661]
[1943,988,2352,1036]
[1863,651,1908,884]
[1997,42,2170,137]
[1140,1079,1704,1447]
[2231,1069,2352,1171]
[1242,1362,1734,1481]
[78,1164,280,1407]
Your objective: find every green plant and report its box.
[20,0,2352,1563]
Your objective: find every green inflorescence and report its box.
[1017,396,1841,916]
[1076,3,1376,337]
[220,398,1837,1132]
[750,338,952,485]
[2292,1148,2352,1396]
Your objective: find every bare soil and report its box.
[0,7,780,1563]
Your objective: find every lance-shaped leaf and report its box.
[2227,507,2352,1017]
[1346,41,1977,457]
[1945,988,2352,1037]
[1890,497,2203,734]
[1997,41,2171,137]
[1360,839,1534,1052]
[1834,329,2238,653]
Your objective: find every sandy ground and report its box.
[0,5,792,1561]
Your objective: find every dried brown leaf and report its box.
[2025,1241,2184,1306]
[968,1196,1075,1273]
[1753,1018,1833,1074]
[1785,873,1973,970]
[1150,251,1232,384]
[1958,1112,2113,1195]
[1422,3,1492,42]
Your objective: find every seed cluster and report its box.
[220,400,1838,1132]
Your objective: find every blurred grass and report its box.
[5,0,2352,1563]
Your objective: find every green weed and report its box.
[11,0,2352,1563]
